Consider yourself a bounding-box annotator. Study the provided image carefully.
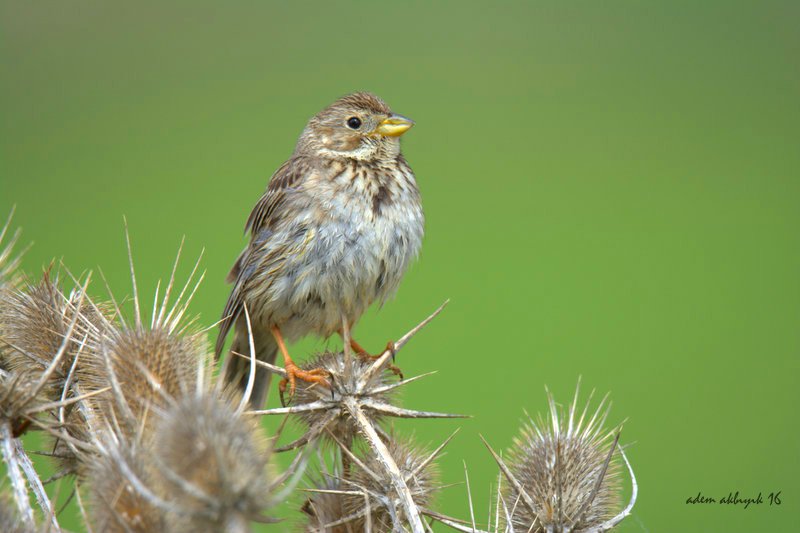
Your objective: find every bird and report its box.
[216,92,424,408]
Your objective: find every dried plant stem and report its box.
[343,396,425,533]
[0,423,34,526]
[15,438,60,530]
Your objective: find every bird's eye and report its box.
[346,117,362,130]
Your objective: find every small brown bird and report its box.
[216,92,424,408]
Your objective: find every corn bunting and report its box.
[216,92,424,407]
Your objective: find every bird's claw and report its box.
[388,363,404,380]
[278,363,331,406]
[355,342,403,380]
[327,373,336,400]
[385,340,397,362]
[380,341,403,379]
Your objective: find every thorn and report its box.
[573,430,621,527]
[356,300,448,390]
[248,400,329,417]
[279,381,290,408]
[479,434,540,520]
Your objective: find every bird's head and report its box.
[296,92,414,162]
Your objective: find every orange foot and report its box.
[272,325,331,406]
[348,337,403,380]
[278,362,330,406]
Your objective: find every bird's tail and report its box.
[223,324,278,409]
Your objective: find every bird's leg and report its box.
[274,325,330,404]
[338,330,403,379]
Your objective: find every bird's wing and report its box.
[244,159,306,237]
[215,158,307,358]
[215,250,253,358]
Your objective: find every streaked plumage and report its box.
[217,92,424,408]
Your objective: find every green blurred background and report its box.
[2,1,799,531]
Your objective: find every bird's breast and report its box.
[312,161,423,286]
[274,160,424,335]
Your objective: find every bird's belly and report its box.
[270,202,422,339]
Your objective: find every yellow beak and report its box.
[374,114,415,137]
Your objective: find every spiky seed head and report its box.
[0,274,105,476]
[291,351,397,445]
[88,434,167,533]
[343,435,439,531]
[0,274,102,399]
[503,387,622,532]
[150,390,272,532]
[301,474,353,533]
[81,324,205,436]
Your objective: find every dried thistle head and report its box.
[86,354,276,532]
[340,435,440,532]
[83,324,205,429]
[26,238,208,482]
[76,234,208,438]
[0,273,107,480]
[290,351,398,445]
[253,304,457,532]
[498,383,623,532]
[256,303,460,453]
[302,435,438,533]
[301,474,352,533]
[0,273,100,399]
[300,437,442,533]
[88,433,167,533]
[150,389,273,532]
[0,272,110,479]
